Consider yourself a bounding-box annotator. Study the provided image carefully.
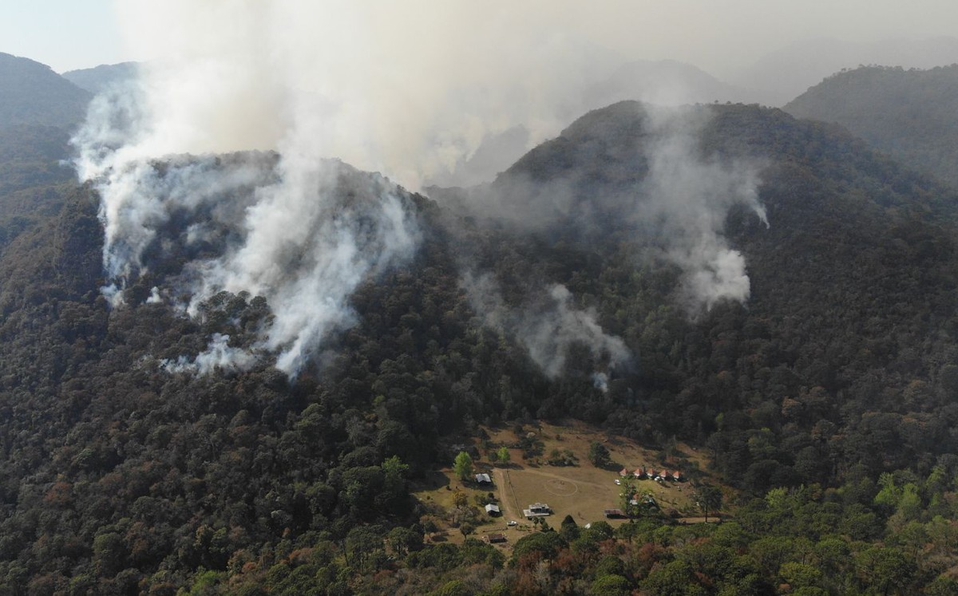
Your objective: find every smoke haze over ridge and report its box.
[66,1,817,378]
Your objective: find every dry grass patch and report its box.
[414,419,729,546]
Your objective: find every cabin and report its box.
[523,502,553,518]
[633,468,646,479]
[475,473,492,485]
[485,503,501,516]
[604,508,627,519]
[487,533,507,544]
[619,468,629,478]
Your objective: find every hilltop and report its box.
[0,52,90,130]
[785,64,958,187]
[732,36,958,106]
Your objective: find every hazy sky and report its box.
[2,0,957,74]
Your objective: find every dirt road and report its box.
[492,468,523,523]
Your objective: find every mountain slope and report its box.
[0,53,90,129]
[62,62,140,95]
[784,65,958,187]
[733,36,958,106]
[438,101,958,478]
[4,100,958,591]
[426,60,755,188]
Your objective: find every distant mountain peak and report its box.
[0,52,90,129]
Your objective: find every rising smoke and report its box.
[463,273,631,388]
[73,58,421,377]
[74,2,768,378]
[448,103,767,316]
[639,106,768,313]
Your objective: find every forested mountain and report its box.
[0,53,90,130]
[428,60,754,188]
[61,62,140,95]
[733,36,958,106]
[784,65,958,188]
[3,97,958,593]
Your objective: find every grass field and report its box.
[484,421,703,526]
[412,420,727,548]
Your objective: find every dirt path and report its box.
[493,468,523,522]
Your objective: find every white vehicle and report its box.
[507,520,518,527]
[614,479,621,485]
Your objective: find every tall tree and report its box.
[589,442,612,468]
[696,485,723,523]
[454,451,474,481]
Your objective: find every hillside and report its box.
[784,64,958,187]
[2,99,958,591]
[427,60,754,188]
[733,36,958,106]
[62,62,140,95]
[0,53,90,129]
[439,103,958,475]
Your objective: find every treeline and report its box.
[176,470,958,595]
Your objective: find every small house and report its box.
[487,533,507,544]
[475,473,492,485]
[485,503,501,516]
[523,503,553,518]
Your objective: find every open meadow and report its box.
[414,420,728,548]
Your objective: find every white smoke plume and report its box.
[162,334,257,375]
[72,6,424,377]
[74,122,420,377]
[639,107,768,312]
[102,1,630,188]
[463,273,630,385]
[72,2,770,376]
[447,103,768,316]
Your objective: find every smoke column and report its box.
[639,107,768,312]
[73,3,439,376]
[463,274,631,386]
[73,2,769,376]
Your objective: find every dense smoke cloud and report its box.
[463,273,630,387]
[73,46,422,377]
[73,1,771,377]
[106,1,630,188]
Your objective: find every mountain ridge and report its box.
[784,64,958,187]
[0,52,90,130]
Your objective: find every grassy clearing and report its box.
[412,420,731,549]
